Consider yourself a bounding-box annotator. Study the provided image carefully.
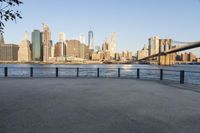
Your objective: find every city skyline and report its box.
[2,0,200,56]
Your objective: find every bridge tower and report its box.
[158,39,176,65]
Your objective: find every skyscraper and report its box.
[32,30,42,61]
[88,30,94,50]
[42,24,52,62]
[58,32,66,42]
[148,36,159,56]
[110,32,116,58]
[80,34,85,44]
[0,44,19,61]
[18,32,32,62]
[58,32,66,57]
[66,40,85,58]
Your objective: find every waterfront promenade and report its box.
[0,78,200,133]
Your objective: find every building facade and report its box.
[110,32,116,58]
[32,30,42,61]
[88,30,94,50]
[18,40,32,62]
[0,44,19,61]
[66,40,85,59]
[149,36,159,56]
[42,24,52,62]
[137,45,148,60]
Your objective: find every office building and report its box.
[32,30,42,61]
[55,42,66,57]
[110,32,116,58]
[66,40,85,59]
[188,52,196,62]
[88,30,94,49]
[18,32,32,62]
[0,44,19,61]
[92,52,101,61]
[137,45,149,60]
[42,24,52,62]
[181,52,197,63]
[84,45,90,60]
[103,51,111,61]
[149,36,159,56]
[58,32,66,42]
[80,34,85,44]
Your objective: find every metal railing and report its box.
[0,67,199,85]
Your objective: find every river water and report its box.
[0,64,200,84]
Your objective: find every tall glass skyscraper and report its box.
[88,30,94,50]
[32,30,42,61]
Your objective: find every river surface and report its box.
[0,64,200,84]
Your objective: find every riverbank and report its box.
[0,61,133,65]
[0,78,200,133]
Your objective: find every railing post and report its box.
[56,67,59,78]
[97,68,100,78]
[137,68,140,79]
[30,67,33,78]
[118,68,120,78]
[4,67,8,77]
[77,68,79,78]
[180,70,185,84]
[160,69,163,80]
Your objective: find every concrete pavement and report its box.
[0,78,200,133]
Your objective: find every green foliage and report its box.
[0,0,23,33]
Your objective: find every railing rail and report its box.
[0,67,200,85]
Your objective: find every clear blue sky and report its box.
[3,0,200,56]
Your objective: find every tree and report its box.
[0,0,23,33]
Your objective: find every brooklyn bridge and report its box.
[138,40,200,65]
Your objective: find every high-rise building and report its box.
[32,30,42,61]
[42,24,52,62]
[102,33,117,60]
[103,51,111,61]
[50,45,55,58]
[57,33,66,57]
[148,36,159,56]
[88,30,94,50]
[92,52,101,61]
[181,52,197,63]
[18,32,32,62]
[58,32,66,42]
[102,39,110,51]
[84,45,90,60]
[66,40,85,58]
[80,34,85,44]
[0,33,19,61]
[55,42,66,57]
[137,45,149,60]
[110,32,116,58]
[0,44,19,61]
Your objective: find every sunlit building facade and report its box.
[88,30,94,50]
[18,32,32,62]
[42,24,52,62]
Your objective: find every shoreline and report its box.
[0,62,200,66]
[0,61,134,65]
